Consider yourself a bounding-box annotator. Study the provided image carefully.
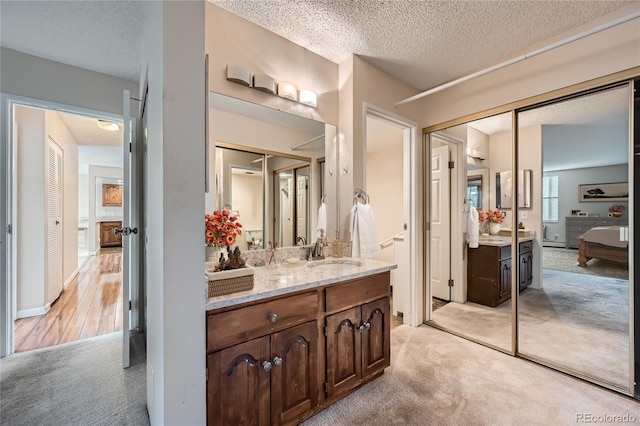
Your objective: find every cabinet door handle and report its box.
[364,322,371,331]
[267,313,278,323]
[358,324,365,333]
[358,323,370,333]
[262,361,272,372]
[273,356,283,367]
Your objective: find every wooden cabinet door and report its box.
[499,258,511,301]
[326,307,361,397]
[100,222,122,247]
[524,252,533,288]
[518,252,534,291]
[270,321,318,426]
[361,298,390,379]
[207,336,271,426]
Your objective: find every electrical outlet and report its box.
[520,211,528,219]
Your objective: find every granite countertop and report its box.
[476,235,535,247]
[206,257,397,311]
[96,217,123,223]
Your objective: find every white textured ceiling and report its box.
[210,0,635,90]
[0,0,144,81]
[57,111,123,147]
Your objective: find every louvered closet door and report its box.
[47,138,63,305]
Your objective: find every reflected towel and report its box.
[467,205,479,249]
[316,202,327,239]
[350,202,377,259]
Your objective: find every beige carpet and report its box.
[431,269,630,390]
[302,325,638,426]
[543,247,628,280]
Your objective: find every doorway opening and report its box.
[4,98,126,355]
[363,104,417,327]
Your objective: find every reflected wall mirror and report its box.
[495,169,532,209]
[207,92,335,249]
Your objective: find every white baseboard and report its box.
[89,248,100,256]
[17,305,49,319]
[64,268,79,290]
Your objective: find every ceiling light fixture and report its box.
[97,120,120,131]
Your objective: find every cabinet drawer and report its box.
[207,291,318,353]
[519,241,532,253]
[325,273,390,313]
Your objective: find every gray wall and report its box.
[543,164,628,244]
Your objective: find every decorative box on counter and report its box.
[205,263,254,297]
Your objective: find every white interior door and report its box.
[121,90,139,368]
[430,144,451,301]
[47,138,63,305]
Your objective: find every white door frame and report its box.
[362,103,420,326]
[0,93,123,356]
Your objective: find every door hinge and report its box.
[324,325,328,336]
[5,224,11,234]
[448,161,454,169]
[129,301,132,310]
[324,382,328,393]
[448,279,454,287]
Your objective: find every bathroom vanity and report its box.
[467,236,534,307]
[205,259,396,426]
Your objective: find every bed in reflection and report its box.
[577,226,628,267]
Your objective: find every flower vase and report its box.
[206,246,225,263]
[489,222,501,235]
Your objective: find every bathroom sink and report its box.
[306,259,363,271]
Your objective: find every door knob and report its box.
[114,227,138,236]
[273,356,283,367]
[262,360,272,372]
[55,220,60,225]
[267,313,278,323]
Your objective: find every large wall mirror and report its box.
[207,93,336,249]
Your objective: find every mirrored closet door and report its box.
[516,84,632,392]
[428,111,515,353]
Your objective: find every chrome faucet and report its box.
[309,240,324,260]
[296,236,307,245]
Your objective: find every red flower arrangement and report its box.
[205,210,243,247]
[608,205,625,213]
[478,209,505,224]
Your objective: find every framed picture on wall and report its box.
[578,182,628,202]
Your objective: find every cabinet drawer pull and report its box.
[273,356,283,367]
[267,313,278,323]
[262,360,272,372]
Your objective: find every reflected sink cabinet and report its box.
[206,272,391,426]
[467,241,533,307]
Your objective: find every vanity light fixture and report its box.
[253,74,277,94]
[225,64,317,107]
[466,147,486,160]
[277,81,298,101]
[97,120,120,131]
[298,89,317,107]
[226,64,252,87]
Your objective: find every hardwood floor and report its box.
[14,248,123,352]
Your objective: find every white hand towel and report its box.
[350,202,377,259]
[316,202,327,239]
[468,205,479,249]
